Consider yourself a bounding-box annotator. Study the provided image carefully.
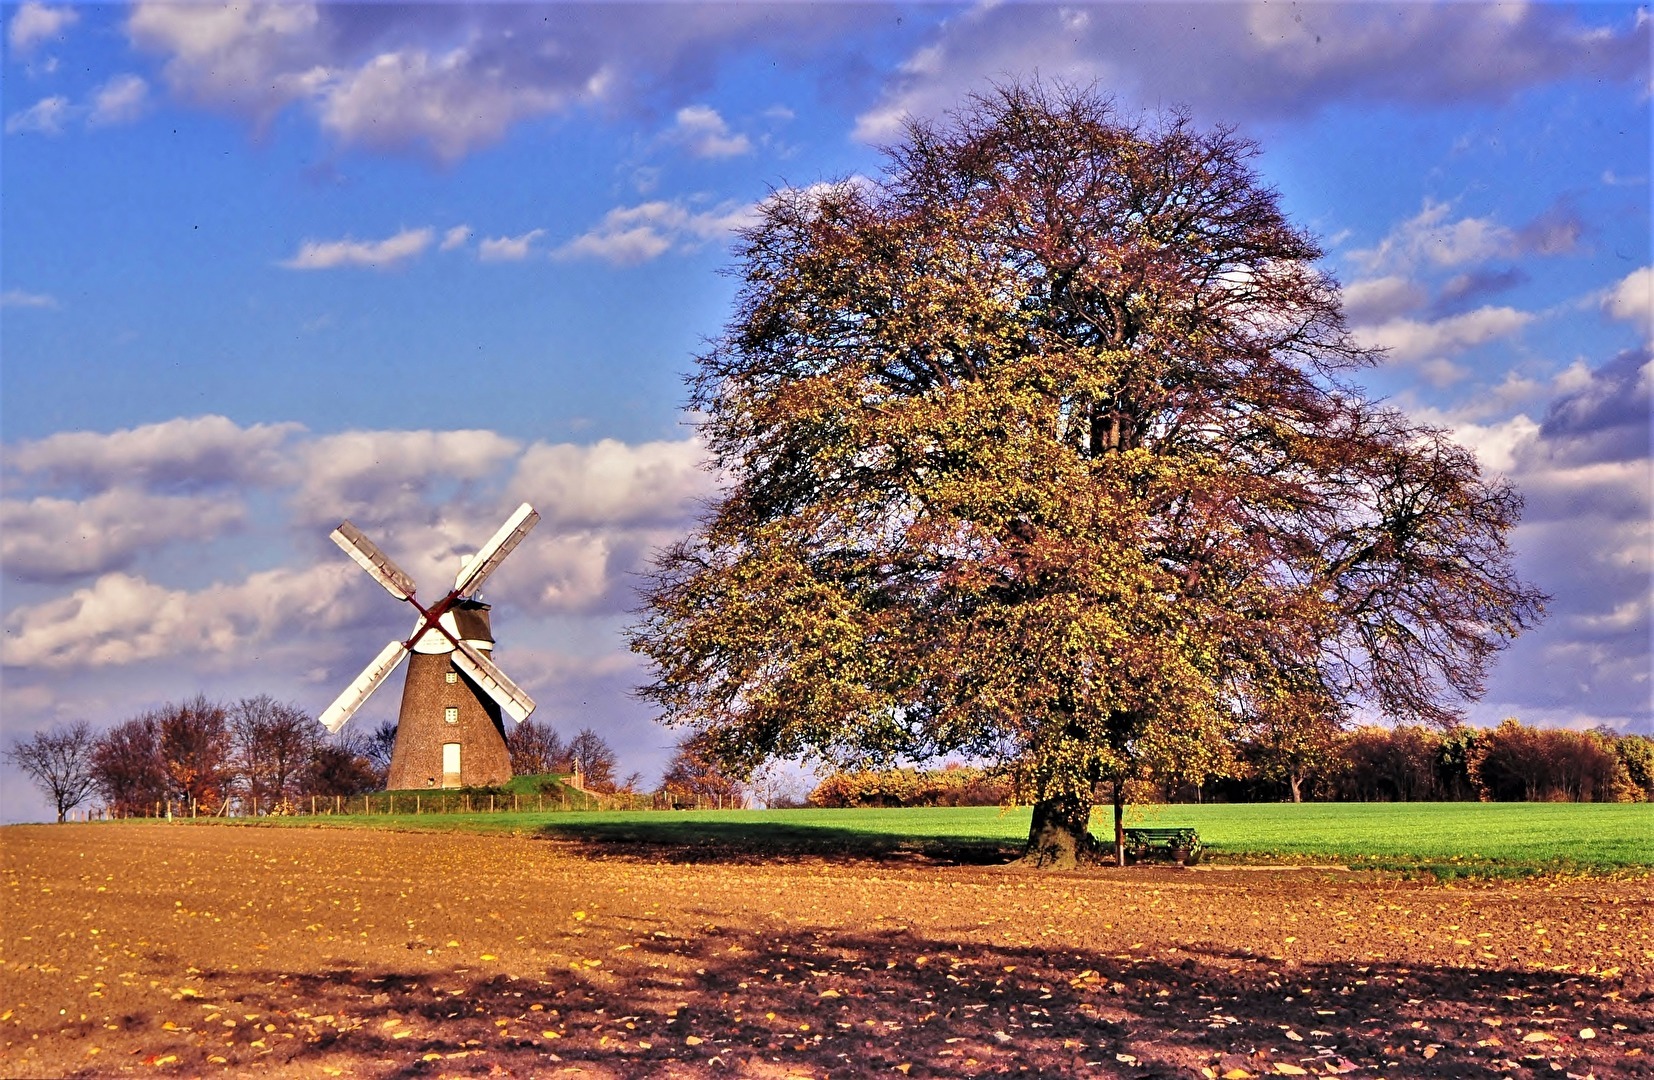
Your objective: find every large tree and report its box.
[5,721,98,822]
[632,85,1543,866]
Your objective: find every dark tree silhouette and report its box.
[356,721,399,784]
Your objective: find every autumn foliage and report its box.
[808,764,1009,808]
[79,696,378,816]
[633,84,1544,865]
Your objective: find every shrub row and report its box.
[808,765,1010,808]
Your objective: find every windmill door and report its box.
[442,743,461,787]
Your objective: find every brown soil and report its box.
[1,823,1650,1078]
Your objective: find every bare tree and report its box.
[228,695,320,809]
[5,721,98,822]
[657,732,745,805]
[506,719,567,776]
[354,721,399,785]
[92,714,169,816]
[566,728,618,792]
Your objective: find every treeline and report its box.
[5,696,394,821]
[86,695,384,816]
[505,720,635,793]
[808,764,1009,808]
[804,721,1654,809]
[1203,720,1652,804]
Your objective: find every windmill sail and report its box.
[319,639,409,732]
[332,521,418,600]
[454,503,540,599]
[452,640,536,722]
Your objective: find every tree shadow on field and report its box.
[531,816,1019,865]
[64,922,1651,1078]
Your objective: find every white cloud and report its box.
[4,95,71,136]
[1357,305,1535,369]
[1429,351,1654,731]
[853,2,1648,141]
[122,3,877,161]
[1340,276,1428,325]
[667,105,752,159]
[439,224,472,252]
[1,489,246,582]
[316,45,580,162]
[127,2,328,123]
[553,199,759,266]
[0,563,360,671]
[88,75,151,127]
[7,1,77,54]
[0,289,59,310]
[507,438,713,529]
[1351,199,1516,275]
[1604,266,1653,343]
[289,429,523,529]
[280,227,434,270]
[478,229,546,263]
[6,415,300,492]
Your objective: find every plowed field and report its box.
[2,823,1650,1078]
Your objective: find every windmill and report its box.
[320,503,540,790]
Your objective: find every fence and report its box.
[61,788,748,822]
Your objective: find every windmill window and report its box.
[445,671,458,684]
[444,707,459,724]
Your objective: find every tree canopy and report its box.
[632,84,1544,865]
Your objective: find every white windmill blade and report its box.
[331,521,418,601]
[453,502,540,598]
[452,640,537,723]
[318,640,409,733]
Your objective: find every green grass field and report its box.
[220,800,1653,875]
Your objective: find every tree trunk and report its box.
[1021,792,1104,869]
[1289,771,1303,804]
[1113,783,1126,867]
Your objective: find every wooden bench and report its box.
[1123,826,1202,865]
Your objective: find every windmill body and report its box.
[319,504,540,790]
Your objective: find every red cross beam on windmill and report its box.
[319,503,541,737]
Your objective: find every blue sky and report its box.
[2,1,1650,822]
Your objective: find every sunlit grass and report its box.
[194,799,1654,874]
